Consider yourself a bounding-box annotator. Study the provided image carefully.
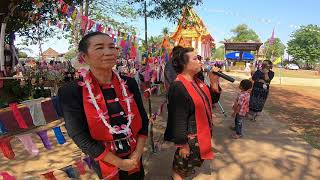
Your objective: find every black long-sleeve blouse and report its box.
[252,70,274,84]
[58,76,148,159]
[252,70,275,89]
[164,80,220,145]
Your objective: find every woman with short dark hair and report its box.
[58,32,148,179]
[164,47,220,180]
[249,60,274,121]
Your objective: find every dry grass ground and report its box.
[265,85,320,149]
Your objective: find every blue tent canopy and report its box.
[225,51,254,61]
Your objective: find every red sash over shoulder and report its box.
[81,72,142,179]
[176,74,214,160]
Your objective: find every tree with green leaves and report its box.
[3,0,81,42]
[3,0,138,48]
[64,48,77,61]
[212,45,225,60]
[1,0,84,62]
[264,38,285,60]
[287,24,320,69]
[162,27,169,36]
[18,51,28,58]
[129,0,203,22]
[230,24,260,42]
[66,0,138,48]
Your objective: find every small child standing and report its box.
[231,79,253,139]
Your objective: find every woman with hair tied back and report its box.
[164,47,221,180]
[249,60,274,121]
[58,32,149,180]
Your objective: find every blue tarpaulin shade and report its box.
[225,51,254,61]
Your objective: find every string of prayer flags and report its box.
[80,16,88,34]
[57,0,63,7]
[83,157,93,169]
[9,103,28,129]
[0,155,91,179]
[41,171,57,180]
[57,22,62,29]
[61,165,79,179]
[49,0,139,42]
[64,22,71,31]
[75,160,86,175]
[71,9,77,20]
[0,137,15,159]
[16,134,39,156]
[0,172,16,180]
[97,23,103,32]
[87,19,95,31]
[0,124,68,160]
[74,11,82,24]
[66,6,74,17]
[61,3,69,15]
[22,98,46,126]
[37,130,53,150]
[51,96,63,119]
[52,126,66,145]
[165,49,169,62]
[130,45,137,59]
[0,120,8,134]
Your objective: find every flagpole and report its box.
[280,56,282,85]
[280,49,285,85]
[144,0,156,153]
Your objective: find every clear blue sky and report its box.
[17,0,320,56]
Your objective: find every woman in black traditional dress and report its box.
[164,48,221,180]
[58,32,148,180]
[249,60,274,121]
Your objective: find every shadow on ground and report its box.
[143,83,320,180]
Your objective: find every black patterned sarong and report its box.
[249,82,270,112]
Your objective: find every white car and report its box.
[286,64,299,70]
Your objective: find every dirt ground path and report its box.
[143,82,320,180]
[225,71,320,87]
[1,80,319,180]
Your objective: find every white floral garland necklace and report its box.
[79,68,134,135]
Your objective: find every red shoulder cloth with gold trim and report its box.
[80,70,143,179]
[176,74,214,160]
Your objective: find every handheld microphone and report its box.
[203,64,235,83]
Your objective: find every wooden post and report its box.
[224,45,229,71]
[144,0,148,50]
[0,23,6,72]
[144,0,156,153]
[37,24,43,61]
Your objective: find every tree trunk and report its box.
[0,23,6,72]
[144,0,148,50]
[85,0,89,16]
[37,25,43,61]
